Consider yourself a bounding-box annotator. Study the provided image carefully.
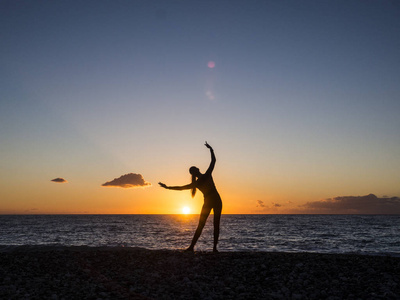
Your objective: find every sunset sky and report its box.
[1,1,399,214]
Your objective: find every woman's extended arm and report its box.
[158,182,194,190]
[204,141,216,175]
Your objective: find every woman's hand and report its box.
[158,182,168,189]
[205,141,213,150]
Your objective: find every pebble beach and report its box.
[0,246,399,299]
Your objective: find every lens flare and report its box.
[207,61,215,68]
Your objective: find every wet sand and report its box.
[0,246,399,299]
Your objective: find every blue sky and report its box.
[1,0,399,213]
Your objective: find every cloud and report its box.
[102,173,151,189]
[256,200,266,207]
[51,178,67,183]
[255,200,285,212]
[25,208,39,212]
[302,194,400,214]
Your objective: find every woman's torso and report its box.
[196,173,219,198]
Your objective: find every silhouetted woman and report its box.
[159,142,222,252]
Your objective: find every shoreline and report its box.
[1,247,399,299]
[1,244,399,257]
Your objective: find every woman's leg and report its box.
[213,200,222,252]
[187,204,212,251]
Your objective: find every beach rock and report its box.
[0,247,399,299]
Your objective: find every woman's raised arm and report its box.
[204,142,216,174]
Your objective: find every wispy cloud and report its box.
[102,173,151,189]
[256,200,266,207]
[255,200,284,212]
[302,194,400,214]
[51,178,67,183]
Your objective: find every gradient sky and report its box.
[1,0,399,214]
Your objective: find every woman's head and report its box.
[189,166,200,176]
[189,166,200,198]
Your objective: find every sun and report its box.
[182,206,191,214]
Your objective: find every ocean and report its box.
[0,214,399,256]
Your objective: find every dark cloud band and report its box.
[302,194,400,214]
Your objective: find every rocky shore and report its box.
[0,246,399,299]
